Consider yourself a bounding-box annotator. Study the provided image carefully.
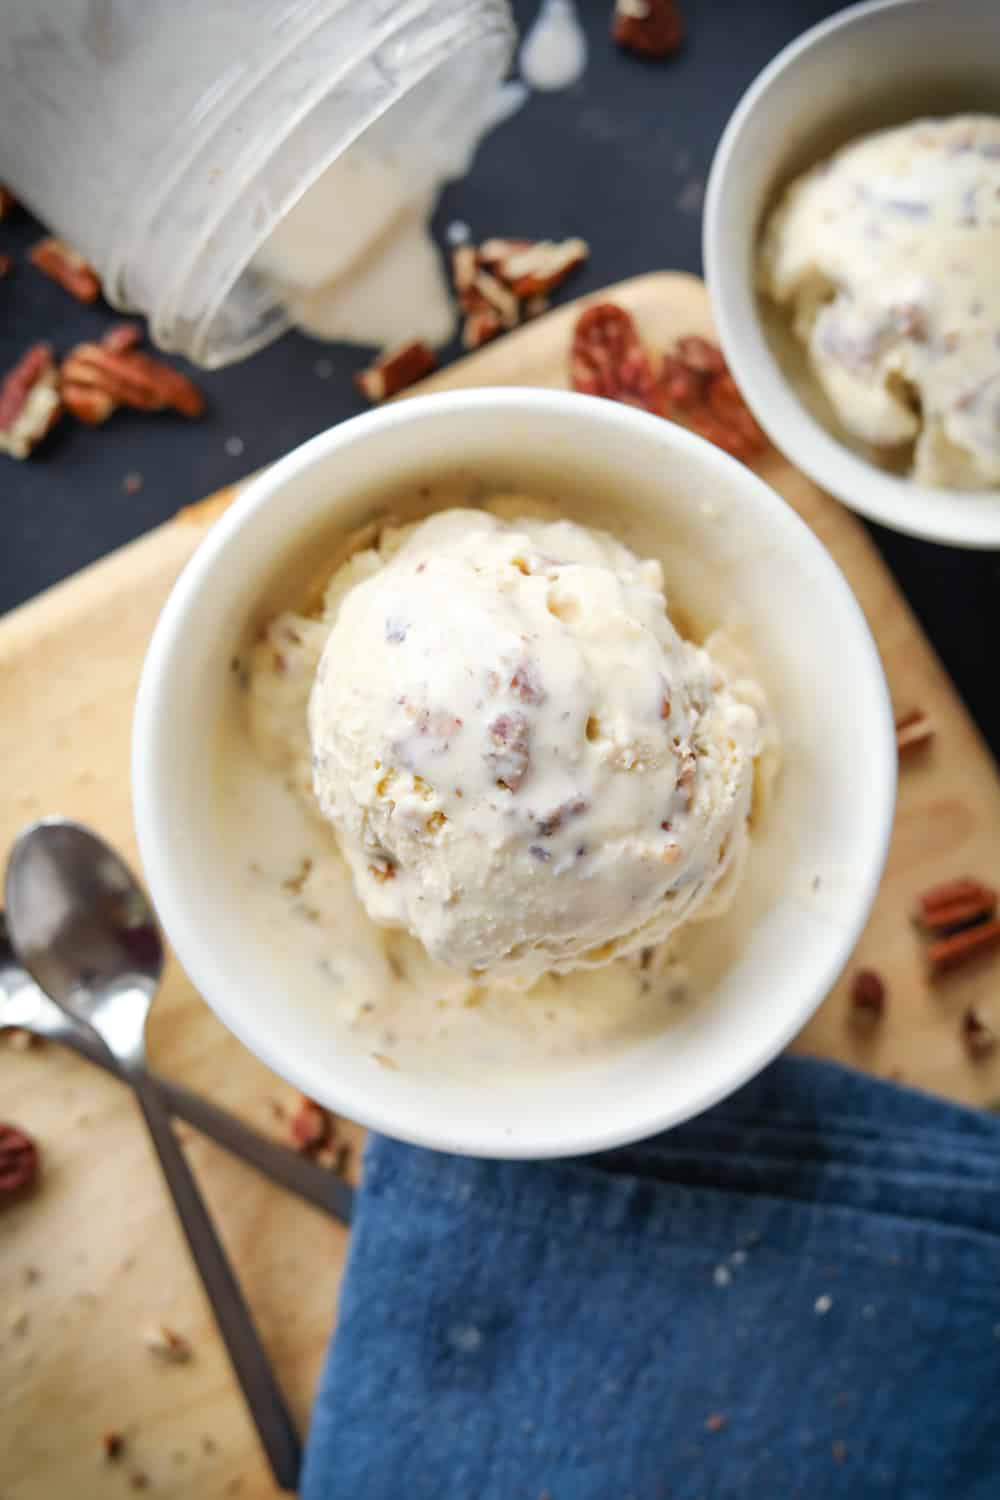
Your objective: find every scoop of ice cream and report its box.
[307,510,762,984]
[759,114,1000,488]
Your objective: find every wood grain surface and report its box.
[2,274,998,1500]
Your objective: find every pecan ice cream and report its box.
[759,115,1000,489]
[253,509,767,986]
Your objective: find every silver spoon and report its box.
[5,819,301,1492]
[0,911,353,1223]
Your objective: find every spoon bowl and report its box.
[5,819,162,1031]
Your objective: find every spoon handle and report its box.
[127,1065,302,1491]
[7,981,352,1222]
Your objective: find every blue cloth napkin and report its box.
[302,1058,1000,1499]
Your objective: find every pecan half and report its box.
[61,339,204,424]
[0,1123,40,1197]
[354,340,436,402]
[570,302,665,414]
[28,236,101,303]
[0,344,62,459]
[613,0,684,58]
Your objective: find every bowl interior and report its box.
[134,391,895,1157]
[705,0,1000,548]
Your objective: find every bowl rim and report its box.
[703,0,1000,551]
[132,387,897,1158]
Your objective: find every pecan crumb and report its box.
[354,340,436,403]
[704,1412,728,1433]
[848,969,886,1030]
[28,236,101,303]
[102,1431,125,1461]
[962,1005,997,1059]
[289,1095,334,1155]
[143,1324,192,1363]
[613,0,684,59]
[129,1474,149,1492]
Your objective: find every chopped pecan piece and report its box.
[915,877,994,924]
[0,253,13,279]
[61,340,204,424]
[895,707,934,759]
[355,340,436,402]
[477,237,534,269]
[102,1432,125,1462]
[848,969,886,1029]
[487,712,531,791]
[28,236,101,303]
[536,798,588,837]
[462,309,503,350]
[509,659,546,705]
[0,1123,40,1197]
[102,321,143,356]
[914,885,996,935]
[0,344,62,459]
[927,918,1000,977]
[471,269,520,328]
[962,1005,997,1058]
[613,0,684,58]
[488,237,589,298]
[290,1095,334,1155]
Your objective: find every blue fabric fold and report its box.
[303,1058,1000,1500]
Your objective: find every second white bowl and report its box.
[705,0,1000,549]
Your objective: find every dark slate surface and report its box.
[1,0,997,748]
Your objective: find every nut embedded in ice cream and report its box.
[758,114,1000,489]
[306,510,764,984]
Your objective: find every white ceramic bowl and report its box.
[705,0,1000,549]
[133,389,895,1159]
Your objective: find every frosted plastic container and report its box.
[0,1,514,366]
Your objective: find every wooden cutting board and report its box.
[2,274,999,1500]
